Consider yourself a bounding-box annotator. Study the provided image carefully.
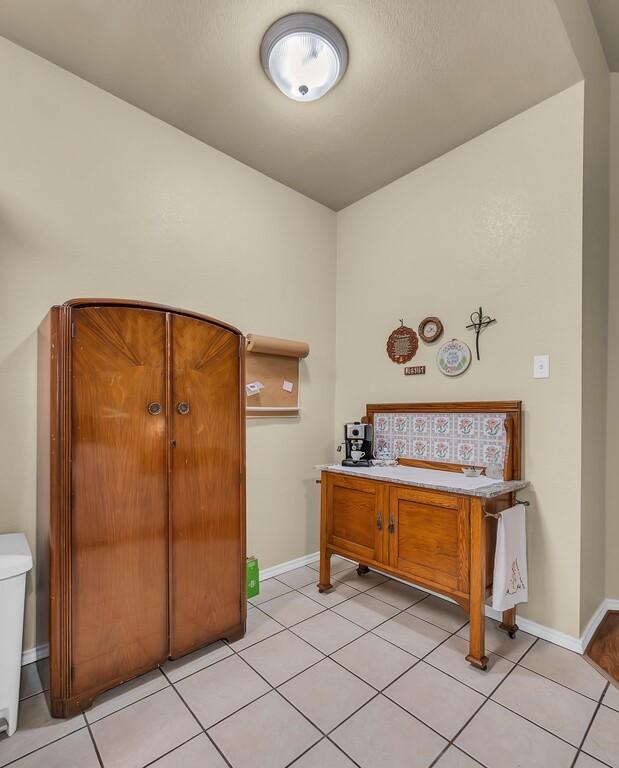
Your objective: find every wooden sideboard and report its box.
[318,401,527,670]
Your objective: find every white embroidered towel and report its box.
[492,503,528,611]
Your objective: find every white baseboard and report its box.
[259,551,320,580]
[22,553,615,665]
[22,643,48,666]
[259,552,603,656]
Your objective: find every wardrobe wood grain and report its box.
[38,300,246,717]
[169,313,244,656]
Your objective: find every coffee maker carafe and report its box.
[342,422,373,467]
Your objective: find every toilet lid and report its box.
[0,533,33,580]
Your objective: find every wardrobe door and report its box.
[71,307,168,699]
[169,313,243,657]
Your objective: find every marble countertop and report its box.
[316,463,529,499]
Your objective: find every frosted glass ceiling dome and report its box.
[260,13,348,102]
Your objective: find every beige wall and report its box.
[554,0,610,634]
[0,38,337,651]
[335,85,585,637]
[606,73,619,598]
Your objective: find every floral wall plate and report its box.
[437,339,472,377]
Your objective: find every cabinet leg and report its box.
[466,499,489,671]
[318,550,333,593]
[499,608,519,639]
[356,564,370,576]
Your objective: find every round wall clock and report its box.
[387,321,419,364]
[437,339,472,377]
[418,316,444,344]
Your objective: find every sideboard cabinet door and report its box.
[325,474,386,565]
[387,487,470,596]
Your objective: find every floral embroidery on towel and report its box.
[506,559,526,596]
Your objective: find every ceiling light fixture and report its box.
[260,13,348,102]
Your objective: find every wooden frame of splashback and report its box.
[363,401,522,480]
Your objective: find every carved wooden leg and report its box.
[466,498,489,670]
[356,564,370,576]
[318,474,333,593]
[499,607,519,638]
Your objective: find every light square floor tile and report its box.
[365,579,427,609]
[434,746,484,767]
[385,662,485,739]
[298,580,359,607]
[407,595,469,632]
[91,686,200,768]
[279,658,375,732]
[520,639,607,700]
[248,577,292,606]
[332,633,417,690]
[425,636,514,696]
[492,665,597,746]
[576,753,611,767]
[308,555,355,575]
[582,704,619,767]
[333,567,390,591]
[373,611,450,657]
[258,592,324,627]
[5,728,99,768]
[457,618,536,662]
[605,684,619,711]
[209,691,320,768]
[0,692,85,767]
[240,630,323,686]
[291,738,357,767]
[332,592,400,630]
[162,640,233,682]
[456,700,576,768]
[150,734,227,767]
[175,655,270,729]
[291,610,365,654]
[19,662,47,701]
[228,606,283,651]
[276,566,322,589]
[331,694,446,768]
[86,668,168,723]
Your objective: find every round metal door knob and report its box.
[147,402,162,416]
[177,402,190,415]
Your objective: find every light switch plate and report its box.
[533,354,550,379]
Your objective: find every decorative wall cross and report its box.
[466,306,496,361]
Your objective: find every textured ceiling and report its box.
[588,0,619,71]
[0,1,582,210]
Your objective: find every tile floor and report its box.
[2,558,618,768]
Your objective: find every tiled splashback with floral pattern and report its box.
[373,412,507,469]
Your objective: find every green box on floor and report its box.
[246,555,259,599]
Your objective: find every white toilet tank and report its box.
[0,533,33,736]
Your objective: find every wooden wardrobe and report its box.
[37,299,246,717]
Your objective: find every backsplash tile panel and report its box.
[373,412,507,471]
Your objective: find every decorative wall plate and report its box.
[437,339,472,377]
[387,320,418,364]
[418,316,443,344]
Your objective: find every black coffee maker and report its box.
[342,422,373,467]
